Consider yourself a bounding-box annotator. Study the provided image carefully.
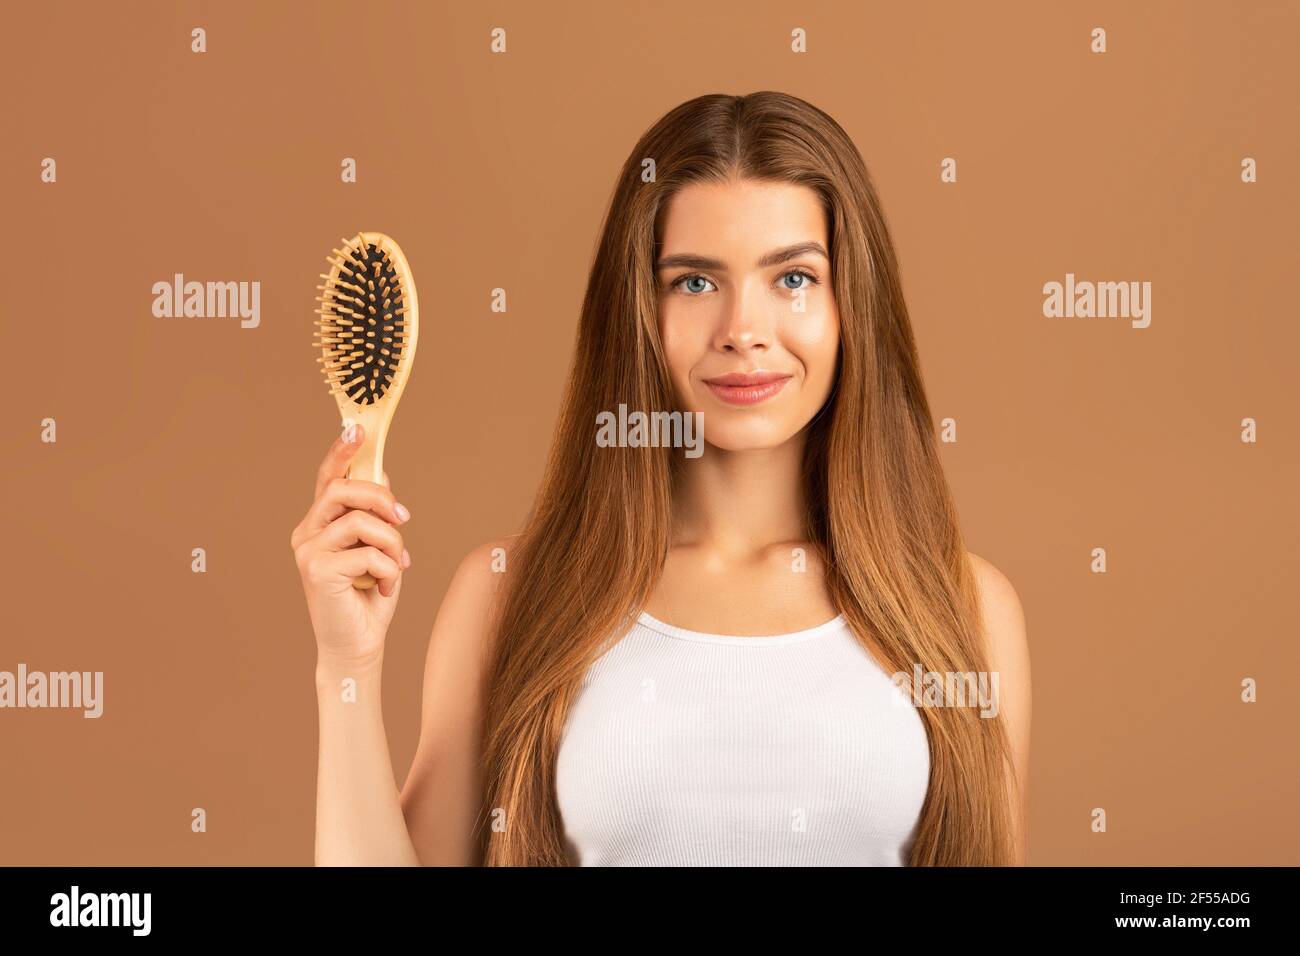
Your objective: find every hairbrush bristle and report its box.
[312,235,409,405]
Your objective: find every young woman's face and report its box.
[656,178,840,452]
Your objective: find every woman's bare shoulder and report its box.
[966,552,1026,639]
[963,552,1030,720]
[448,535,519,592]
[965,550,1031,862]
[437,534,521,654]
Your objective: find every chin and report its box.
[698,419,801,453]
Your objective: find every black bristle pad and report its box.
[322,239,406,405]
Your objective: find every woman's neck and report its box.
[669,431,810,557]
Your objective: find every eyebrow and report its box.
[655,241,830,272]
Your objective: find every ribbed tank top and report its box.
[555,609,932,866]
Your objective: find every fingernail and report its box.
[342,424,358,444]
[401,549,411,568]
[394,502,411,522]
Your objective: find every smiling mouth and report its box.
[702,372,793,407]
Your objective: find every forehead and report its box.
[657,179,827,257]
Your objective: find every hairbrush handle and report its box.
[345,410,388,591]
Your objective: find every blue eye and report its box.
[781,269,819,290]
[673,274,716,295]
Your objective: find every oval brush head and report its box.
[313,232,419,590]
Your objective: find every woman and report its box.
[292,91,1031,866]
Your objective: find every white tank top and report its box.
[555,609,932,866]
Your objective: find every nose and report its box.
[712,279,773,355]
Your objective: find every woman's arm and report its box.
[398,538,510,866]
[315,538,508,866]
[315,652,422,865]
[968,551,1032,865]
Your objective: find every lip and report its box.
[702,370,793,407]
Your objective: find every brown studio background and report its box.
[2,0,1297,865]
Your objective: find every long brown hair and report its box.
[475,91,1017,866]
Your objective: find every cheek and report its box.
[788,309,840,388]
[659,309,705,384]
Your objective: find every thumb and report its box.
[382,470,391,489]
[379,566,403,600]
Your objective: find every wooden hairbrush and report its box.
[313,232,419,590]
